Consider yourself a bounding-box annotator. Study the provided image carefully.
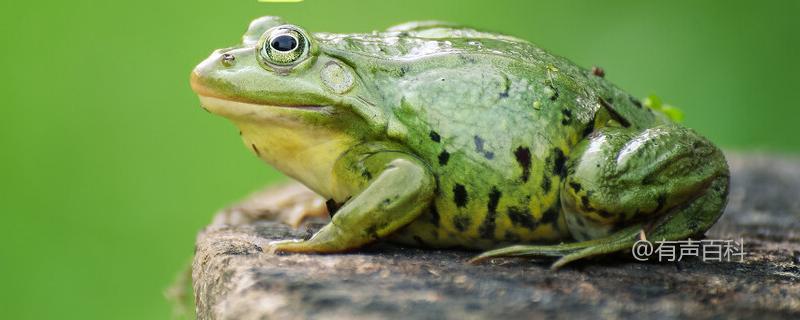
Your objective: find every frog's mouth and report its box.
[190,73,326,117]
[196,95,327,118]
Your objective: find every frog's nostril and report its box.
[221,53,236,67]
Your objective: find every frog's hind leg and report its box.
[470,125,729,269]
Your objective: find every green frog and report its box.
[190,16,729,268]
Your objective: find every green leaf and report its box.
[660,104,684,122]
[644,94,684,122]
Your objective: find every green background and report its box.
[1,0,798,318]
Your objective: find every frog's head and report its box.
[191,16,385,122]
[190,16,385,197]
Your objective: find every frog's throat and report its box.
[197,95,355,199]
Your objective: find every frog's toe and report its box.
[266,221,365,254]
[255,183,328,228]
[267,239,307,254]
[284,202,329,228]
[469,226,644,269]
[468,244,573,264]
[268,238,345,254]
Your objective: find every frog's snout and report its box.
[190,49,236,99]
[189,69,209,98]
[190,63,215,100]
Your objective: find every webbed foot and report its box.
[469,226,643,269]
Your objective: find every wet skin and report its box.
[191,16,729,268]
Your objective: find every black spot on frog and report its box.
[453,184,468,208]
[478,187,502,239]
[514,146,532,182]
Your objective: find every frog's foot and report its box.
[278,195,329,229]
[471,125,730,269]
[268,223,358,254]
[214,182,328,228]
[270,146,436,254]
[469,225,643,269]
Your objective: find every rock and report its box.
[192,154,800,319]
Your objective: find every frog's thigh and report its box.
[270,155,435,253]
[561,125,729,241]
[472,125,729,268]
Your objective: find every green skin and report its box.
[191,16,729,268]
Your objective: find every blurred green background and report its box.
[1,0,798,318]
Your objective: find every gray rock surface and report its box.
[192,154,800,319]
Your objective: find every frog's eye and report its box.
[258,25,310,67]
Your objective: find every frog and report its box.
[190,16,729,269]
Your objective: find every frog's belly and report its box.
[388,197,573,250]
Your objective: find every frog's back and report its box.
[323,24,669,248]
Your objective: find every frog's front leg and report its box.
[472,124,729,268]
[270,144,435,253]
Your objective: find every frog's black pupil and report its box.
[271,35,297,52]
